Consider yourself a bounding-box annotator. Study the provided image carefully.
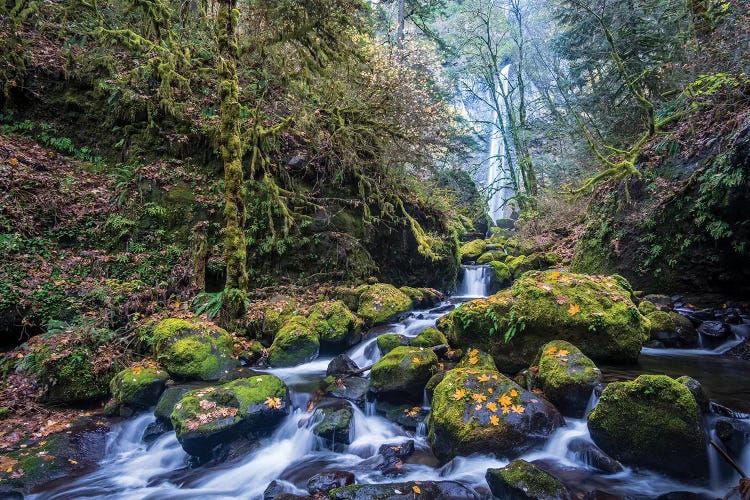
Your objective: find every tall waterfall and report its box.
[486,64,512,224]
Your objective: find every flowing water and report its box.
[454,265,492,298]
[31,268,750,499]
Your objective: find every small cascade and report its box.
[415,421,427,439]
[348,404,403,456]
[455,265,492,298]
[583,390,600,418]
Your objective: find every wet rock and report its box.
[399,287,442,308]
[143,418,171,442]
[656,493,719,500]
[356,284,413,327]
[709,402,750,419]
[268,317,320,368]
[326,355,360,377]
[329,480,480,499]
[638,300,658,316]
[370,346,438,401]
[486,459,572,500]
[424,372,445,401]
[676,376,710,413]
[672,313,699,347]
[376,334,410,355]
[312,402,353,446]
[154,318,237,381]
[411,328,448,348]
[460,239,488,263]
[377,440,415,475]
[107,365,168,417]
[533,340,601,418]
[567,438,623,474]
[429,303,455,315]
[307,471,355,495]
[171,376,290,458]
[438,271,648,373]
[428,367,563,461]
[583,490,633,500]
[307,300,361,351]
[263,480,310,500]
[643,294,672,309]
[587,374,707,479]
[324,376,369,404]
[697,321,730,347]
[715,418,750,455]
[154,383,207,429]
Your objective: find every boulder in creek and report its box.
[427,367,563,461]
[153,318,237,381]
[376,333,411,355]
[307,300,361,351]
[411,328,448,348]
[377,439,415,475]
[267,317,320,368]
[486,459,573,500]
[437,271,648,373]
[107,364,169,417]
[324,376,369,404]
[356,284,413,327]
[460,239,488,263]
[697,320,731,347]
[369,346,438,401]
[311,401,353,446]
[532,340,601,418]
[326,354,360,377]
[567,438,624,474]
[329,481,480,499]
[399,286,443,308]
[587,374,708,479]
[307,471,355,496]
[170,375,290,458]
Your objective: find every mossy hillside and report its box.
[153,318,237,381]
[486,460,570,500]
[109,364,169,412]
[307,300,360,348]
[356,284,413,327]
[170,375,289,456]
[587,374,707,478]
[460,239,487,262]
[438,271,648,373]
[427,367,563,460]
[534,340,601,418]
[369,346,438,399]
[267,317,320,367]
[376,333,410,355]
[411,328,448,348]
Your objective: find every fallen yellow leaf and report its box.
[265,397,282,410]
[477,374,490,383]
[509,388,519,398]
[568,303,581,316]
[545,346,558,356]
[468,356,479,365]
[412,485,421,494]
[453,388,466,400]
[499,394,512,407]
[471,393,487,403]
[412,357,421,364]
[489,415,500,426]
[486,402,498,412]
[511,404,525,415]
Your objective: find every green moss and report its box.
[587,374,706,478]
[457,348,498,371]
[109,365,169,410]
[646,310,675,332]
[460,239,487,261]
[313,406,353,444]
[40,347,111,404]
[153,318,236,381]
[438,271,648,373]
[487,460,568,498]
[267,317,320,367]
[369,346,438,399]
[376,333,409,354]
[356,284,413,327]
[489,261,512,285]
[638,300,657,315]
[307,300,358,346]
[534,340,601,417]
[411,328,448,348]
[399,286,441,307]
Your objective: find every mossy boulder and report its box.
[37,347,113,405]
[486,460,571,500]
[154,318,237,381]
[356,284,413,327]
[428,367,563,460]
[533,341,601,418]
[399,286,442,308]
[647,311,698,348]
[478,251,506,265]
[457,348,498,371]
[489,261,512,288]
[587,374,707,478]
[267,317,320,367]
[108,365,169,417]
[438,271,648,373]
[307,300,361,350]
[170,375,290,457]
[312,402,353,445]
[329,481,480,499]
[411,328,448,348]
[460,239,488,262]
[260,296,298,344]
[376,333,410,355]
[638,300,658,316]
[370,346,439,400]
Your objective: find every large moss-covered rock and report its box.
[587,374,707,478]
[486,460,572,500]
[267,317,320,367]
[170,375,290,457]
[329,481,480,499]
[411,328,448,348]
[533,341,601,418]
[312,402,353,445]
[489,261,512,288]
[307,300,361,350]
[357,284,413,327]
[460,239,488,262]
[438,271,648,373]
[108,365,168,416]
[399,287,442,308]
[154,318,237,381]
[370,346,438,400]
[37,347,113,405]
[428,367,563,460]
[376,333,410,355]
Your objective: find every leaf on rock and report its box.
[453,388,466,400]
[265,397,282,410]
[568,303,581,316]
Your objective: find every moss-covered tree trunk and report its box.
[217,0,247,317]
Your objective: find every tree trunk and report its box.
[217,0,248,317]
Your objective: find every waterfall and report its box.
[455,265,492,298]
[486,64,512,225]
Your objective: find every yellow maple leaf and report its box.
[132,366,143,375]
[489,415,500,426]
[468,356,479,365]
[477,374,490,383]
[412,357,421,364]
[469,349,479,357]
[453,388,466,400]
[509,388,519,398]
[8,158,19,167]
[486,402,498,412]
[502,405,510,415]
[491,374,498,380]
[265,397,282,410]
[68,459,78,465]
[487,388,493,394]
[544,346,558,356]
[471,393,487,403]
[412,485,421,494]
[568,303,581,316]
[511,404,525,414]
[499,394,512,407]
[556,349,570,358]
[549,271,561,281]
